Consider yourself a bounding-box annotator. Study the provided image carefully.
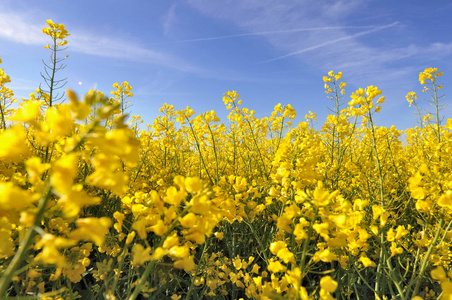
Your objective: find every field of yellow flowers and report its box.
[1,20,452,300]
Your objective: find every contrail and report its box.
[151,25,384,45]
[260,21,399,63]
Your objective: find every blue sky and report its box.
[1,0,452,130]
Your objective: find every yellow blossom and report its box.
[174,255,196,272]
[132,244,152,266]
[70,217,112,246]
[267,259,286,273]
[0,182,35,210]
[320,276,337,293]
[0,125,30,162]
[359,256,376,268]
[10,100,42,123]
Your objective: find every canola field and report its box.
[1,20,452,300]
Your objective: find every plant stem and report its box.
[0,187,52,296]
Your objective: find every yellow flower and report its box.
[103,128,140,166]
[441,281,452,299]
[285,267,301,290]
[163,233,179,249]
[323,76,332,83]
[164,186,186,206]
[51,153,78,194]
[390,242,403,257]
[277,214,293,233]
[359,256,376,268]
[313,248,337,263]
[406,92,417,107]
[214,232,224,240]
[294,222,308,241]
[267,259,286,273]
[35,234,76,266]
[58,186,101,218]
[0,182,35,210]
[42,20,70,40]
[0,125,30,162]
[180,212,197,228]
[70,217,112,246]
[320,276,338,293]
[353,199,369,211]
[372,205,385,220]
[313,223,330,240]
[277,248,295,264]
[387,228,396,242]
[0,231,14,259]
[270,241,287,256]
[10,100,42,123]
[169,245,190,259]
[86,154,128,195]
[113,211,125,233]
[45,104,74,139]
[132,244,152,266]
[125,231,136,245]
[431,266,447,282]
[185,228,206,244]
[438,191,452,209]
[67,89,91,120]
[313,181,335,207]
[151,247,168,260]
[185,177,203,193]
[233,256,243,270]
[150,219,168,236]
[174,255,196,272]
[132,218,147,240]
[26,157,50,184]
[395,225,409,240]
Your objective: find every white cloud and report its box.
[0,13,47,45]
[163,4,178,35]
[0,11,198,73]
[68,33,196,72]
[185,0,450,85]
[152,25,381,45]
[260,22,399,63]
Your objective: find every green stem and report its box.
[48,37,57,107]
[244,218,269,263]
[127,260,156,300]
[233,103,268,179]
[368,111,387,297]
[127,214,183,300]
[410,214,444,298]
[204,116,220,184]
[111,245,130,295]
[385,255,406,300]
[186,237,210,299]
[185,114,214,185]
[0,96,6,129]
[0,187,52,296]
[300,210,318,273]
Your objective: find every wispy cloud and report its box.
[0,11,198,73]
[163,4,178,35]
[68,34,197,72]
[0,12,46,45]
[185,0,451,86]
[152,25,381,45]
[260,22,400,63]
